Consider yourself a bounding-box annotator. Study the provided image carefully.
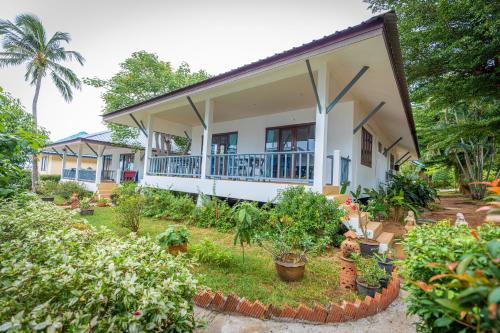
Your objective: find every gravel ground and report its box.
[195,292,418,333]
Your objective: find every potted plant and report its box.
[351,186,378,256]
[157,224,189,255]
[374,250,394,275]
[256,222,312,282]
[96,197,109,207]
[352,253,387,297]
[79,197,94,215]
[38,180,58,202]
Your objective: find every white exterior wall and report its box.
[102,147,144,181]
[190,107,316,155]
[60,177,97,192]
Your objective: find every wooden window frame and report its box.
[361,127,373,168]
[211,131,238,154]
[264,122,315,152]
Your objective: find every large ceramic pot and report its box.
[356,278,380,297]
[168,242,188,255]
[359,239,379,256]
[377,258,394,275]
[79,209,94,216]
[275,254,306,282]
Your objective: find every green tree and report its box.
[367,1,499,198]
[0,87,47,197]
[84,51,210,151]
[0,14,84,190]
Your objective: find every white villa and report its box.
[43,130,166,195]
[102,12,419,202]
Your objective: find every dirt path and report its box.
[419,194,487,228]
[194,292,417,333]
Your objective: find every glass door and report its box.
[211,132,238,176]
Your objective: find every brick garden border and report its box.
[194,272,401,324]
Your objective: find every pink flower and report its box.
[133,310,141,317]
[344,199,352,205]
[351,204,358,211]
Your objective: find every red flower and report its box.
[351,204,358,211]
[326,244,331,250]
[133,310,141,317]
[344,199,352,205]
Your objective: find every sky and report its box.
[0,0,374,141]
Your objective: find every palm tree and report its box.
[0,14,84,190]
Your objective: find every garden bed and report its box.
[84,207,357,307]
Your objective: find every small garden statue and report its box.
[455,212,468,227]
[404,210,416,232]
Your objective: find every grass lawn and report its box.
[84,206,357,307]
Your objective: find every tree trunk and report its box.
[31,75,42,191]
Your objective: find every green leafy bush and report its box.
[143,187,195,220]
[189,239,232,268]
[386,173,438,209]
[232,201,263,263]
[40,174,61,182]
[157,224,190,246]
[36,179,59,196]
[114,187,145,233]
[269,186,344,251]
[55,181,89,199]
[190,194,234,232]
[400,222,500,332]
[0,197,198,332]
[352,253,387,287]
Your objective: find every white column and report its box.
[200,99,214,179]
[332,149,341,186]
[75,144,82,181]
[95,145,104,184]
[313,62,329,193]
[143,114,154,179]
[61,149,67,179]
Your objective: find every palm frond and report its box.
[46,31,70,45]
[48,61,81,89]
[51,71,73,102]
[15,14,46,50]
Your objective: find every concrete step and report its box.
[344,212,369,233]
[326,194,350,203]
[322,185,340,196]
[377,231,395,253]
[97,183,118,200]
[365,221,383,240]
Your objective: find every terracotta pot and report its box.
[275,254,306,282]
[340,230,360,258]
[393,242,405,259]
[96,202,107,207]
[359,239,379,256]
[168,242,188,255]
[356,278,380,297]
[41,196,54,202]
[79,209,94,216]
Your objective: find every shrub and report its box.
[40,174,61,182]
[143,187,195,220]
[0,197,198,332]
[36,179,59,196]
[112,181,138,203]
[157,224,190,247]
[55,181,89,199]
[352,253,387,287]
[232,201,263,263]
[114,191,145,233]
[269,186,344,251]
[190,194,234,232]
[386,173,438,209]
[400,221,500,332]
[189,239,232,268]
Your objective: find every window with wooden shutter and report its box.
[361,127,373,167]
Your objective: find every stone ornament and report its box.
[340,230,360,258]
[70,193,79,210]
[404,211,416,232]
[455,212,468,227]
[340,230,360,290]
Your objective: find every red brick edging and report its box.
[194,272,401,323]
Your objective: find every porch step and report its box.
[343,211,369,234]
[97,183,118,200]
[322,185,340,196]
[377,232,395,253]
[326,194,350,204]
[365,222,383,240]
